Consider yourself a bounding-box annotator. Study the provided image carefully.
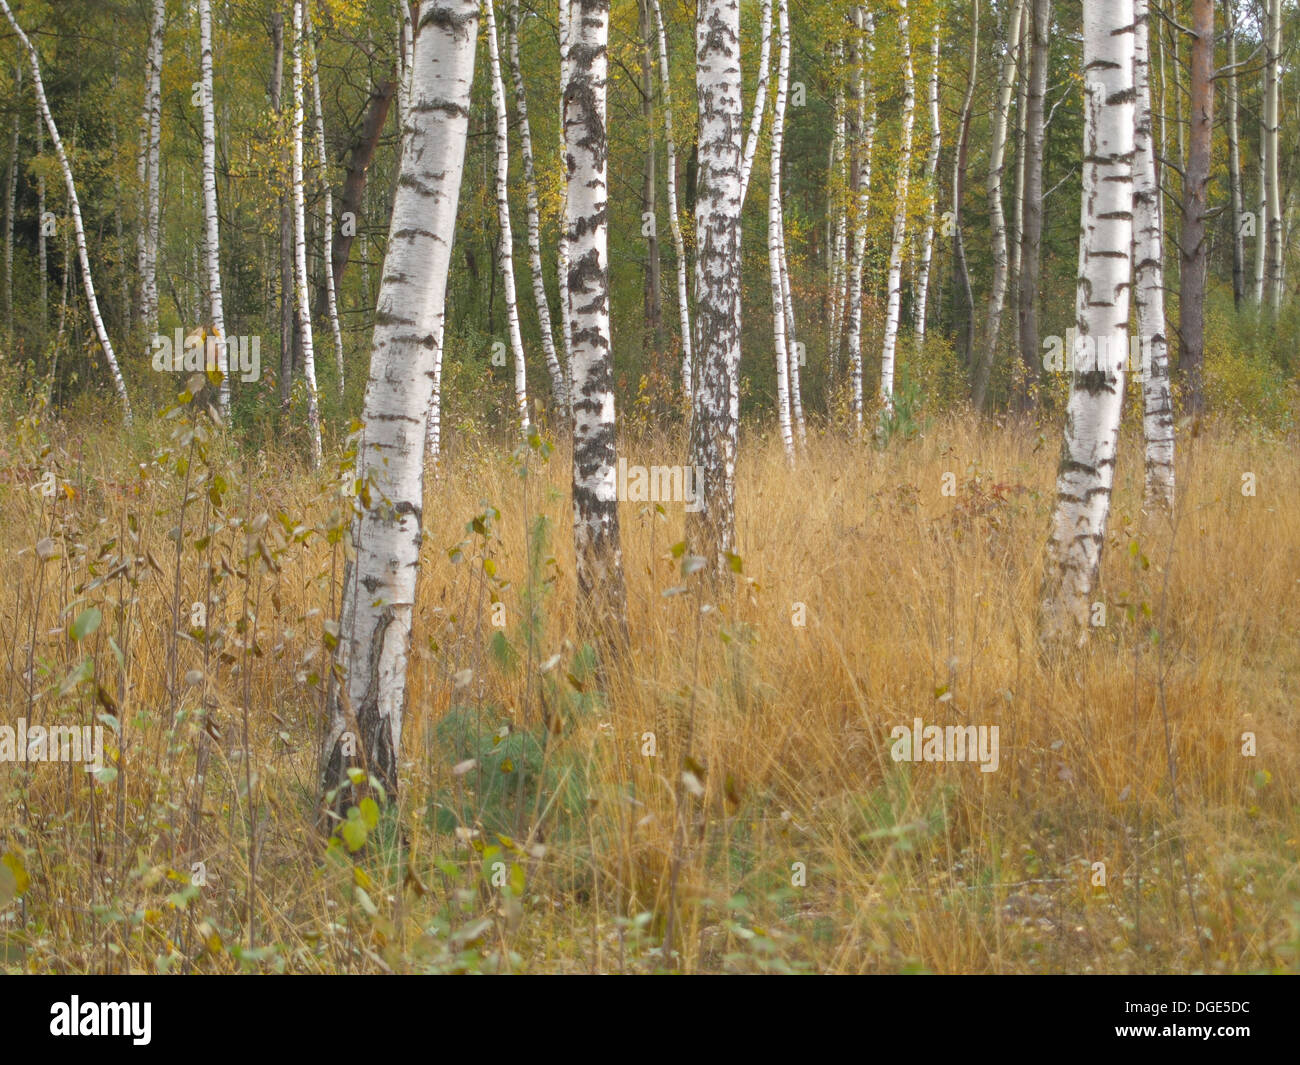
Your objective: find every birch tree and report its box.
[1176,0,1212,418]
[198,0,231,415]
[687,0,744,568]
[738,0,773,207]
[1226,0,1244,307]
[844,6,875,429]
[556,0,573,380]
[1040,0,1135,646]
[768,0,794,461]
[827,41,848,373]
[307,4,346,399]
[1263,0,1283,309]
[507,0,568,412]
[912,22,940,345]
[1,0,131,422]
[1015,0,1050,409]
[4,65,19,337]
[1133,0,1173,509]
[485,0,529,430]
[879,0,914,411]
[292,0,324,467]
[971,0,1026,412]
[566,0,628,637]
[137,0,164,339]
[775,0,803,447]
[323,0,478,802]
[651,0,692,399]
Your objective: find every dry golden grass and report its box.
[1,399,1297,973]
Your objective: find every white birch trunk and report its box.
[566,0,628,635]
[307,4,346,400]
[1040,0,1135,646]
[324,0,478,800]
[738,0,773,208]
[913,22,940,344]
[879,0,914,411]
[768,0,793,462]
[779,206,805,447]
[557,0,574,389]
[198,0,231,414]
[4,66,19,337]
[1264,0,1283,308]
[1,0,132,422]
[844,7,875,429]
[508,0,569,413]
[1134,0,1173,510]
[137,0,164,337]
[972,0,1026,411]
[651,0,693,399]
[687,0,744,568]
[35,101,45,319]
[485,0,529,431]
[292,0,323,467]
[828,42,848,378]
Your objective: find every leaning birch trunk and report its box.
[878,0,914,412]
[779,207,806,447]
[198,0,231,414]
[844,6,875,430]
[507,0,568,413]
[292,0,324,467]
[738,0,773,208]
[485,0,529,431]
[1133,0,1174,510]
[395,0,415,127]
[137,0,164,337]
[651,0,692,399]
[323,0,478,805]
[687,0,744,570]
[1,0,131,422]
[307,4,346,399]
[566,0,629,640]
[971,0,1026,412]
[1039,0,1135,647]
[768,0,794,462]
[913,23,940,345]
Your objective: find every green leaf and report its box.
[70,607,102,642]
[359,797,380,830]
[341,819,367,853]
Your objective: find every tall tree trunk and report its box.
[879,0,914,412]
[485,0,529,431]
[951,0,978,369]
[322,0,478,805]
[827,40,848,378]
[507,0,568,412]
[292,0,324,466]
[844,6,875,430]
[687,0,744,570]
[971,0,1026,411]
[198,0,230,413]
[652,0,692,399]
[1,0,131,422]
[637,0,663,349]
[1177,0,1212,417]
[1226,0,1244,308]
[913,23,941,346]
[738,0,773,207]
[137,0,164,341]
[4,65,20,338]
[270,11,295,416]
[307,3,346,400]
[556,0,574,388]
[1015,0,1050,410]
[1264,0,1283,308]
[566,0,629,639]
[768,0,794,462]
[1040,0,1136,646]
[35,99,45,322]
[1134,0,1174,508]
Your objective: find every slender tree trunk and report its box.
[844,6,875,429]
[1134,0,1174,508]
[879,0,914,412]
[138,0,164,340]
[1254,98,1267,303]
[485,0,529,430]
[1264,0,1283,308]
[322,0,478,805]
[951,0,978,370]
[768,0,794,461]
[687,0,744,570]
[828,41,848,377]
[913,23,941,346]
[508,0,568,412]
[1177,0,1212,417]
[738,0,773,207]
[1015,0,1050,410]
[557,0,574,388]
[972,0,1026,411]
[35,100,45,322]
[270,12,295,415]
[1226,0,1244,308]
[1040,0,1136,646]
[5,66,20,338]
[1,0,131,422]
[307,3,346,400]
[637,0,663,349]
[198,0,230,413]
[566,0,629,640]
[292,0,324,466]
[651,0,692,398]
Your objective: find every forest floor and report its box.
[1,402,1297,973]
